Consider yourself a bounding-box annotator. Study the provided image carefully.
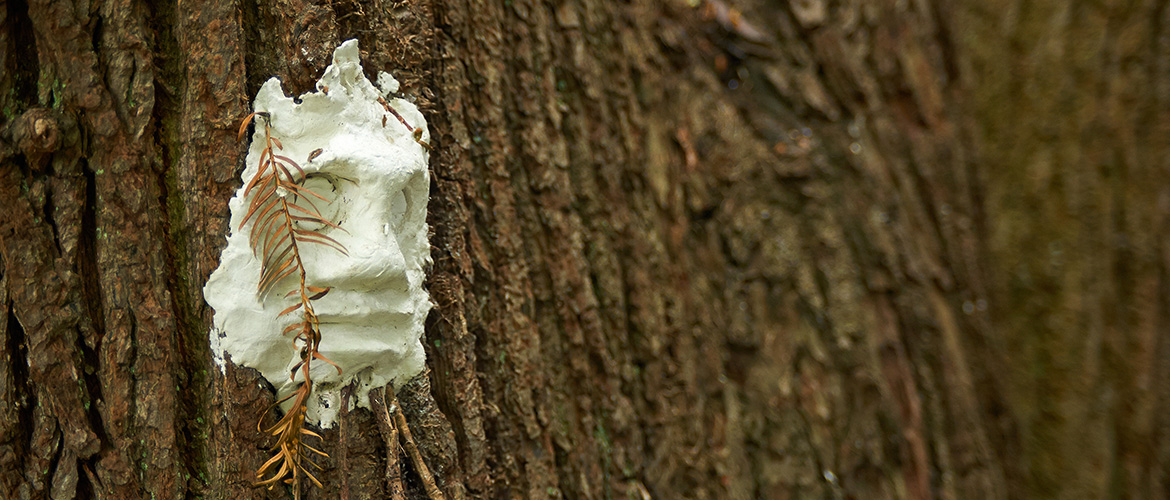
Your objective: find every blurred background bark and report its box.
[0,0,1167,498]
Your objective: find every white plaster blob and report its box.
[205,39,431,428]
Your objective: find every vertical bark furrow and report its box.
[20,0,182,496]
[685,1,1015,498]
[505,1,635,498]
[955,0,1170,496]
[0,160,105,500]
[436,0,559,497]
[0,159,99,475]
[0,273,31,498]
[173,0,254,495]
[427,1,493,493]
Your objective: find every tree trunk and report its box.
[0,0,1166,499]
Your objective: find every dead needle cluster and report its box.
[238,111,345,496]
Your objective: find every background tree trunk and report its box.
[1,0,1167,499]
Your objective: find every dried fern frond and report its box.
[241,114,346,498]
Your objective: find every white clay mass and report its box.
[204,40,431,428]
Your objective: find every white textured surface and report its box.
[205,40,431,428]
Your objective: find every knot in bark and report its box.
[12,108,61,171]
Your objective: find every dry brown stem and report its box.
[371,385,406,500]
[391,392,446,500]
[239,113,346,496]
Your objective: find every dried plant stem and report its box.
[390,392,446,500]
[240,113,344,496]
[339,384,353,500]
[371,385,406,500]
[378,96,432,150]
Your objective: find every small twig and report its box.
[371,385,406,500]
[339,384,353,500]
[391,392,446,500]
[377,96,432,150]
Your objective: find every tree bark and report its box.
[0,0,1166,499]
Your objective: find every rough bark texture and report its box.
[0,0,1166,499]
